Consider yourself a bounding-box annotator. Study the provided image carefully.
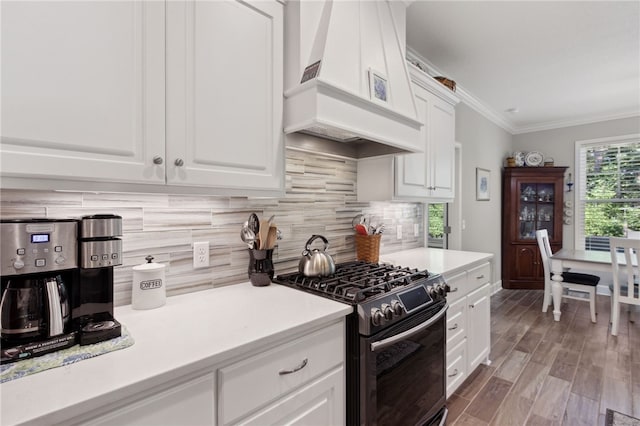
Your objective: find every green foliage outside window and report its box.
[428,204,445,238]
[584,143,640,237]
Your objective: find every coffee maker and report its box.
[75,214,122,345]
[0,215,123,363]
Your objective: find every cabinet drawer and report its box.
[445,271,466,303]
[218,322,344,425]
[446,339,467,398]
[468,263,490,287]
[446,297,466,349]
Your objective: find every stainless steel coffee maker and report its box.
[75,214,123,345]
[0,215,123,363]
[1,219,79,362]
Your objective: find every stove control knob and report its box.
[381,303,394,320]
[437,284,446,296]
[371,308,385,326]
[390,299,403,316]
[428,286,438,298]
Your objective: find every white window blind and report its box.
[575,134,640,250]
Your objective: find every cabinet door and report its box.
[1,1,165,184]
[466,283,490,372]
[236,367,344,426]
[78,372,215,426]
[394,84,430,198]
[512,244,542,281]
[427,96,455,199]
[166,0,284,192]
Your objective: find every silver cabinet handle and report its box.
[279,358,308,375]
[469,304,475,308]
[476,275,485,279]
[448,323,458,331]
[174,158,184,167]
[153,156,163,165]
[448,369,459,378]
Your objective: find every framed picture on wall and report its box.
[476,168,490,201]
[368,68,389,103]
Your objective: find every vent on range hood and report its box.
[284,0,423,159]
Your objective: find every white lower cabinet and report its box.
[218,321,345,425]
[73,373,216,426]
[236,367,344,426]
[444,262,491,397]
[67,320,345,426]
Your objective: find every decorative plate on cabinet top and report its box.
[513,151,525,166]
[524,151,543,166]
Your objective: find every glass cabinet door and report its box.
[518,182,555,240]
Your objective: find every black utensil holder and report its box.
[248,249,274,286]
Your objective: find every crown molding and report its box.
[512,110,640,134]
[405,47,640,136]
[406,48,517,134]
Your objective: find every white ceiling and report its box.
[405,1,640,134]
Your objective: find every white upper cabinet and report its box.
[1,0,284,195]
[166,1,283,191]
[357,64,459,202]
[1,1,166,184]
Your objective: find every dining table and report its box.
[549,248,638,321]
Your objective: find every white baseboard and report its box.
[490,280,502,295]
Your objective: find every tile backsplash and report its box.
[0,149,425,306]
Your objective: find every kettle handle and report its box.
[304,234,330,252]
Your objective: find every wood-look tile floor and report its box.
[446,289,640,426]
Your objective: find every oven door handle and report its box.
[370,303,448,352]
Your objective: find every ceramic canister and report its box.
[132,255,166,310]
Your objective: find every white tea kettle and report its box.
[132,255,166,310]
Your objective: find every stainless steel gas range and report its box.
[275,261,449,426]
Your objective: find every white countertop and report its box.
[0,282,352,426]
[381,248,494,276]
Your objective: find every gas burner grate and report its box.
[274,261,431,304]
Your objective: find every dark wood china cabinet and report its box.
[502,167,568,289]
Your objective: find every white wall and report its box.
[455,103,513,286]
[513,116,640,249]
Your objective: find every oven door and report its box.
[361,300,448,426]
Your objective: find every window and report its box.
[575,134,640,250]
[427,203,448,248]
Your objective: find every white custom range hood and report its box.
[284,0,423,159]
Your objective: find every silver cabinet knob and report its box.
[174,158,184,167]
[153,156,163,165]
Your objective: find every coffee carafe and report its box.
[0,275,69,340]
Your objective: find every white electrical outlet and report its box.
[414,224,419,237]
[193,241,209,268]
[396,225,402,239]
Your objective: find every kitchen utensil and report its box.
[298,235,336,277]
[265,225,277,249]
[240,224,256,249]
[352,214,364,229]
[355,223,368,235]
[248,213,260,235]
[132,255,166,310]
[258,219,270,249]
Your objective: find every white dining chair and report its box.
[626,229,640,239]
[536,229,600,322]
[608,236,640,336]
